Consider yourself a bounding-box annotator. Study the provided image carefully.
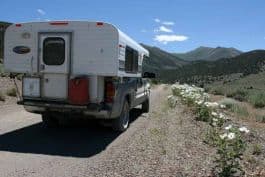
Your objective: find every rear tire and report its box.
[142,98,150,113]
[112,101,130,132]
[42,113,59,128]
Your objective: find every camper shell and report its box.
[4,21,151,131]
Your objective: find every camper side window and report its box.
[43,37,65,65]
[125,46,138,73]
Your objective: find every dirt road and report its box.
[0,85,214,177]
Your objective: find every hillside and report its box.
[0,21,11,60]
[174,46,242,61]
[175,50,265,83]
[141,44,188,78]
[206,71,265,106]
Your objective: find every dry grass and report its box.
[214,96,265,124]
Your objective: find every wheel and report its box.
[142,98,150,113]
[42,113,59,127]
[112,101,130,132]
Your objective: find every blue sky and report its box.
[1,0,264,52]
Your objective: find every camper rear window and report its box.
[43,37,65,65]
[125,46,138,73]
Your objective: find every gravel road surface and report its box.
[0,85,214,177]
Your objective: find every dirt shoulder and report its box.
[76,85,216,177]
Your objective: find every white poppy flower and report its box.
[212,118,218,122]
[220,133,228,139]
[218,113,225,119]
[211,112,218,117]
[227,132,235,140]
[239,127,250,133]
[197,100,203,105]
[220,104,226,109]
[225,124,232,130]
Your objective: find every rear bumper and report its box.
[17,100,111,119]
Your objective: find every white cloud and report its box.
[162,21,175,26]
[37,9,46,15]
[154,18,160,23]
[154,26,173,33]
[141,29,147,33]
[154,34,188,44]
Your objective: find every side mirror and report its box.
[143,72,156,78]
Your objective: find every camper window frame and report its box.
[43,37,66,66]
[125,46,139,73]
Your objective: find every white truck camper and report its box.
[4,21,154,131]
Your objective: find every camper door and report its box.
[39,33,71,99]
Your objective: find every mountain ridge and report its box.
[140,44,188,74]
[174,46,242,61]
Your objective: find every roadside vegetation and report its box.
[168,83,265,177]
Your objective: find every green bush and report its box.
[150,79,159,85]
[195,104,211,122]
[185,97,195,107]
[214,128,246,177]
[6,88,17,97]
[250,92,265,108]
[210,87,224,95]
[229,89,248,102]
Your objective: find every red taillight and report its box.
[50,21,68,25]
[96,22,103,26]
[105,82,115,103]
[68,78,89,105]
[15,24,22,27]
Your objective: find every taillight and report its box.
[105,82,115,103]
[96,22,103,26]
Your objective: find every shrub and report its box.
[6,88,17,97]
[211,87,224,95]
[232,89,248,101]
[0,91,5,101]
[250,92,265,108]
[185,97,195,107]
[150,79,159,85]
[195,104,211,122]
[214,128,246,177]
[226,91,235,98]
